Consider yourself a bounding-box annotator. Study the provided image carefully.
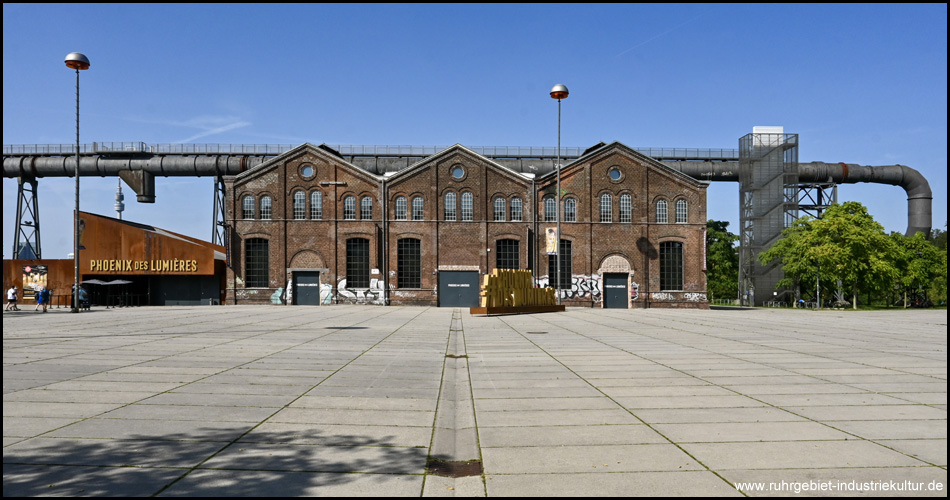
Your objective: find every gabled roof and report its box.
[233,142,380,185]
[540,140,707,187]
[385,143,533,185]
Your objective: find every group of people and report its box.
[5,286,53,312]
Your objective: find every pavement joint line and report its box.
[149,306,431,496]
[422,308,487,495]
[521,312,947,469]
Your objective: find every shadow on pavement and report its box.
[2,427,427,496]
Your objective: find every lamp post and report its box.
[65,52,90,313]
[550,84,568,304]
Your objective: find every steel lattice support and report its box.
[13,177,41,259]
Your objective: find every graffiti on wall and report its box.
[536,274,602,301]
[336,277,390,305]
[630,281,639,301]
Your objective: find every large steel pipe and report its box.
[2,155,268,178]
[798,162,932,236]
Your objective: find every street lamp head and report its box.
[65,52,90,70]
[550,84,569,100]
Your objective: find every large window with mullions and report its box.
[659,241,684,291]
[496,239,520,270]
[397,238,421,288]
[547,239,572,290]
[244,238,269,288]
[346,238,370,288]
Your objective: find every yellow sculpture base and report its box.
[469,305,565,316]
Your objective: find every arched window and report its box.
[244,238,269,288]
[660,241,683,290]
[675,199,688,223]
[259,195,272,220]
[361,196,373,220]
[620,194,632,223]
[600,193,612,223]
[510,197,523,221]
[444,192,457,221]
[293,190,306,220]
[343,195,357,220]
[242,195,255,220]
[397,238,421,288]
[346,238,370,288]
[412,196,424,221]
[656,199,668,224]
[395,196,407,220]
[461,192,474,221]
[310,191,323,220]
[564,198,577,223]
[543,196,556,222]
[494,197,506,222]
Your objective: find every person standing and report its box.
[6,286,19,311]
[34,288,44,311]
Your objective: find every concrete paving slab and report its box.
[4,306,946,496]
[484,471,742,497]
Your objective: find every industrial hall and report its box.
[224,141,709,309]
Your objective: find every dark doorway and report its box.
[603,273,628,309]
[438,271,480,307]
[293,271,322,306]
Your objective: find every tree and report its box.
[759,201,897,309]
[705,220,739,300]
[891,232,946,307]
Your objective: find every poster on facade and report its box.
[545,227,558,255]
[22,264,48,300]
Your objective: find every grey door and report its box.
[603,273,627,309]
[293,271,321,306]
[438,271,480,307]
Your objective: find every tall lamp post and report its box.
[65,52,90,313]
[550,84,568,304]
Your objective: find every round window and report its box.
[451,166,465,179]
[608,167,622,181]
[301,165,314,178]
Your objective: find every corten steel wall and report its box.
[225,143,709,308]
[3,259,75,306]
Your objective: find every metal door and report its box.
[603,273,628,309]
[293,271,321,306]
[438,271,480,307]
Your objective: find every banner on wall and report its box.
[22,264,48,300]
[545,227,558,255]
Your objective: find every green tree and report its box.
[759,201,897,309]
[705,220,739,301]
[891,232,946,307]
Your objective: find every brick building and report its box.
[224,141,709,308]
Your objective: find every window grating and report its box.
[242,195,255,219]
[656,199,668,223]
[600,193,612,223]
[675,199,688,223]
[547,239,572,289]
[343,195,356,220]
[660,241,683,291]
[245,238,269,288]
[496,239,520,270]
[511,197,523,221]
[412,196,424,220]
[310,191,323,220]
[293,191,306,220]
[494,197,506,221]
[564,198,576,222]
[361,196,373,220]
[444,192,457,221]
[544,196,556,221]
[397,238,421,288]
[620,194,632,223]
[260,196,272,220]
[346,238,370,288]
[461,192,473,221]
[395,196,407,220]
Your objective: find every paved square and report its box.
[3,306,946,496]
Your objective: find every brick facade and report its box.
[225,142,709,308]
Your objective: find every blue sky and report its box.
[3,3,947,259]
